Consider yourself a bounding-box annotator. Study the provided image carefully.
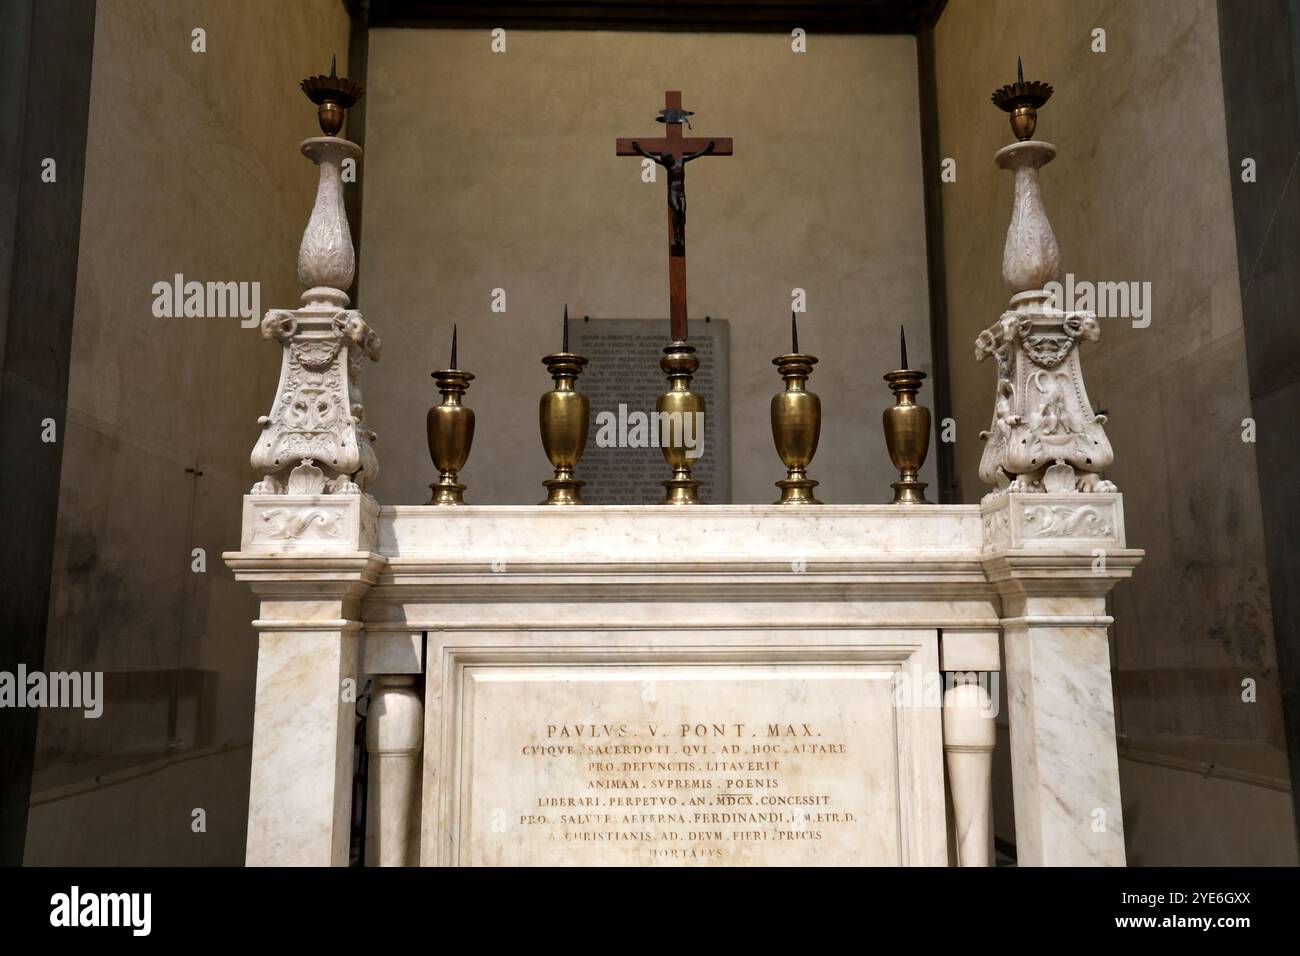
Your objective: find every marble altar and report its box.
[224,64,1141,867]
[227,499,1139,866]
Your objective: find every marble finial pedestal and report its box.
[225,497,1139,867]
[964,126,1139,864]
[228,123,383,864]
[982,492,1139,865]
[226,494,381,866]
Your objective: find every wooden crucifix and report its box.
[617,91,733,342]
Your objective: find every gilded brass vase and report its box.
[427,368,475,505]
[539,351,589,505]
[771,352,822,505]
[657,343,704,505]
[882,368,931,504]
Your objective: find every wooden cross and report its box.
[617,91,733,342]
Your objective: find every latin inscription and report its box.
[459,665,900,865]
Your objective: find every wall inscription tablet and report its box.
[568,318,730,504]
[442,659,916,866]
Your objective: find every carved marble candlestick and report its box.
[249,63,378,497]
[967,67,1137,871]
[976,67,1114,500]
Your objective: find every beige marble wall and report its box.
[359,28,934,506]
[25,0,352,864]
[933,0,1296,863]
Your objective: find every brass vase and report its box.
[771,352,822,504]
[882,368,931,504]
[657,343,704,505]
[427,368,475,505]
[539,351,589,505]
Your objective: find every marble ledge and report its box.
[227,496,1140,586]
[378,503,986,564]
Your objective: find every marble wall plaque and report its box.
[443,659,920,866]
[568,318,730,504]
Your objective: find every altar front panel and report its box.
[422,628,946,867]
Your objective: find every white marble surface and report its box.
[227,496,1140,866]
[982,492,1125,553]
[365,675,423,867]
[380,503,984,565]
[363,632,423,675]
[224,548,383,866]
[424,628,946,867]
[1003,618,1126,865]
[989,547,1140,867]
[368,504,998,634]
[997,141,1061,293]
[943,681,997,867]
[241,493,378,553]
[940,628,1001,673]
[245,627,359,866]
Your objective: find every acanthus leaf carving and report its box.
[297,140,359,294]
[1000,147,1061,294]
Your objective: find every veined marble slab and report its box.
[229,493,1138,867]
[365,504,998,630]
[423,628,946,867]
[379,504,984,565]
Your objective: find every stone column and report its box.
[982,492,1141,865]
[226,66,385,867]
[972,102,1142,864]
[364,633,425,867]
[226,495,383,866]
[940,629,999,867]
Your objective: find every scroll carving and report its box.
[1021,504,1113,538]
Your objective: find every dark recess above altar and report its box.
[359,0,948,33]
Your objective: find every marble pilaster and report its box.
[225,493,383,866]
[982,492,1141,866]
